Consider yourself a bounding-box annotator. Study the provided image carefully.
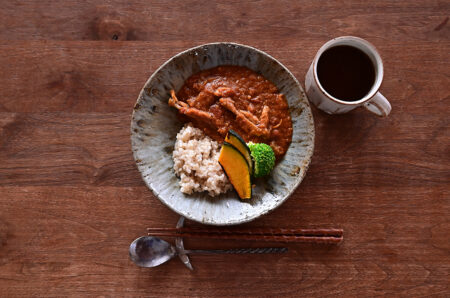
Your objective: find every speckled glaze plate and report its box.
[131,42,314,225]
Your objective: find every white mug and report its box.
[305,36,391,117]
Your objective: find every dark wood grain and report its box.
[0,40,448,113]
[0,0,448,42]
[0,186,448,296]
[0,0,449,296]
[1,110,447,188]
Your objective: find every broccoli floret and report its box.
[247,142,275,177]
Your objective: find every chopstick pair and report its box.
[147,227,343,244]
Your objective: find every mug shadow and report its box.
[311,104,377,161]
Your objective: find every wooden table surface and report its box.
[0,1,449,296]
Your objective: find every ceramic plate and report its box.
[131,42,314,225]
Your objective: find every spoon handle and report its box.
[184,247,288,254]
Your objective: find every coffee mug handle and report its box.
[363,92,391,117]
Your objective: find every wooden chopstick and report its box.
[147,227,343,237]
[147,227,343,244]
[148,232,342,244]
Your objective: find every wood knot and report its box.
[0,219,8,248]
[96,16,128,40]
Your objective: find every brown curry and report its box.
[169,66,293,158]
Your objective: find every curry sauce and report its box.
[169,66,293,158]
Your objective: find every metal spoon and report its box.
[129,236,288,268]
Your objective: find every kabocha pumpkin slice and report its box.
[218,142,252,199]
[225,130,254,176]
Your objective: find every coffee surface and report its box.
[317,45,375,101]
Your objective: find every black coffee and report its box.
[317,45,375,102]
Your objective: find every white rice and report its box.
[172,124,232,196]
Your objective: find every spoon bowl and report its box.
[129,236,176,268]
